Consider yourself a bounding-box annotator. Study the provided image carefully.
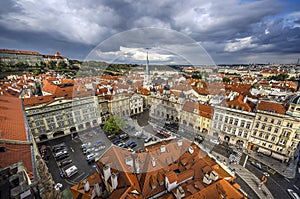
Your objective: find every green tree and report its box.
[103,115,125,135]
[33,69,41,76]
[289,76,296,81]
[222,77,231,82]
[192,72,202,79]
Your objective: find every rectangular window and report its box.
[234,119,238,125]
[240,120,245,128]
[265,134,269,139]
[271,136,276,141]
[253,130,257,136]
[238,130,243,136]
[224,116,228,123]
[277,120,281,125]
[246,123,251,129]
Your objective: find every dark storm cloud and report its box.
[0,0,299,64]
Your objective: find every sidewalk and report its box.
[245,149,297,179]
[211,151,274,199]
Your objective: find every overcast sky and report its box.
[0,0,300,64]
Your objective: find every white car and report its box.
[86,153,97,163]
[209,139,220,145]
[287,189,300,199]
[94,145,106,151]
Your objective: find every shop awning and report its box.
[257,147,272,156]
[271,152,286,161]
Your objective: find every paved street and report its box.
[246,157,300,199]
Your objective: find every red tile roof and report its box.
[257,100,286,114]
[85,139,243,199]
[0,48,40,55]
[0,96,27,141]
[0,95,33,173]
[0,144,33,174]
[23,95,55,107]
[182,101,213,119]
[226,95,253,112]
[138,88,150,95]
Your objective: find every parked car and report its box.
[83,147,94,155]
[227,149,238,156]
[251,161,262,170]
[107,134,117,140]
[86,153,98,163]
[131,143,137,148]
[94,145,106,152]
[194,135,203,143]
[52,144,67,153]
[117,142,126,148]
[287,189,300,199]
[135,131,142,138]
[209,139,220,145]
[56,153,69,161]
[257,152,264,157]
[94,140,103,147]
[127,140,135,147]
[81,142,91,150]
[54,150,68,158]
[59,159,72,167]
[144,137,152,143]
[113,139,122,145]
[119,133,129,140]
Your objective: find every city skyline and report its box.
[0,0,300,64]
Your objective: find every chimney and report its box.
[176,186,185,199]
[229,94,234,101]
[152,157,156,167]
[203,174,212,185]
[160,145,166,153]
[103,165,111,181]
[111,173,118,190]
[83,179,90,192]
[210,170,219,181]
[177,140,183,147]
[243,95,248,103]
[135,159,140,174]
[94,182,101,197]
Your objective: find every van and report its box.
[64,165,78,178]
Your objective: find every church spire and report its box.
[144,49,150,88]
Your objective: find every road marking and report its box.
[284,178,290,182]
[294,185,299,190]
[72,172,85,182]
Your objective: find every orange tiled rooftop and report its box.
[71,139,246,199]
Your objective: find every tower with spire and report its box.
[143,49,150,88]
